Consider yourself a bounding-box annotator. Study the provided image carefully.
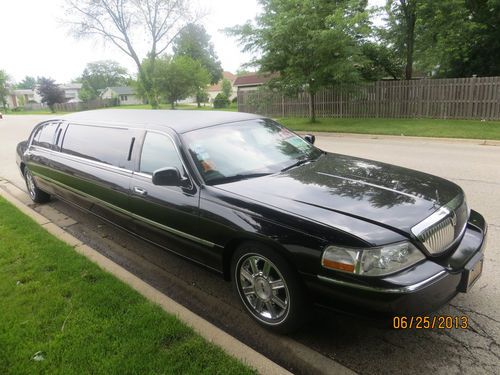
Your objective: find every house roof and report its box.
[55,109,262,134]
[233,73,277,87]
[12,89,35,95]
[208,72,237,92]
[106,86,135,95]
[60,83,83,90]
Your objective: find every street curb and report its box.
[0,181,293,375]
[296,131,500,146]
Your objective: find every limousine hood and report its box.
[216,153,463,235]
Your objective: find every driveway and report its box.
[1,115,499,374]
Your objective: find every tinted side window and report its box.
[140,132,183,175]
[62,124,131,168]
[32,122,58,148]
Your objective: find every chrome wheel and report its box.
[238,254,289,322]
[25,170,36,199]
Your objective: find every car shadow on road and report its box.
[35,197,499,375]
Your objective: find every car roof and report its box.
[55,109,263,133]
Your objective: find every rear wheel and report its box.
[231,242,308,333]
[24,167,50,203]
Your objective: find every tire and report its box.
[231,241,309,333]
[24,167,50,203]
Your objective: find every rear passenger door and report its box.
[55,123,137,227]
[129,131,219,270]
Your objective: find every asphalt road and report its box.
[1,115,499,374]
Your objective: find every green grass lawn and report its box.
[278,117,500,140]
[0,197,254,375]
[5,104,498,140]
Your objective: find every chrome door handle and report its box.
[133,186,148,196]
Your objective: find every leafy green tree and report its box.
[16,76,37,90]
[173,24,223,85]
[359,42,403,80]
[0,70,10,110]
[415,0,500,77]
[37,78,66,112]
[383,0,418,80]
[228,0,370,122]
[66,0,200,108]
[196,89,209,107]
[221,78,232,99]
[379,0,500,78]
[213,93,229,108]
[173,24,223,107]
[143,55,210,109]
[78,60,129,101]
[236,69,254,75]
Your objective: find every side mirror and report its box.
[304,134,315,145]
[152,167,184,186]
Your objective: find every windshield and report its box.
[182,119,323,184]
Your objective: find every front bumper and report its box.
[305,210,487,316]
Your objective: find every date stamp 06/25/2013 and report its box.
[392,315,469,330]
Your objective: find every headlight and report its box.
[321,242,425,276]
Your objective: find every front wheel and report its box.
[24,167,50,203]
[231,242,309,333]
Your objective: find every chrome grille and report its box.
[412,195,468,255]
[419,216,456,254]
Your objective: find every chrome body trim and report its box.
[317,270,447,294]
[31,125,195,186]
[32,146,134,176]
[32,172,217,248]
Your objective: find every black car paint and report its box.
[16,113,487,316]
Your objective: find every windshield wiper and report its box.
[207,172,272,185]
[281,157,314,172]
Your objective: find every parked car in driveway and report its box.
[16,109,487,332]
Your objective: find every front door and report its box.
[128,131,221,271]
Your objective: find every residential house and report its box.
[60,83,82,103]
[7,82,83,108]
[207,71,237,101]
[7,89,42,108]
[101,86,142,105]
[233,73,277,94]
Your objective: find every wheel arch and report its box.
[222,235,296,281]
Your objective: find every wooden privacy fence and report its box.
[53,98,117,112]
[238,76,500,120]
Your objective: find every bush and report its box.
[213,93,230,108]
[231,96,238,104]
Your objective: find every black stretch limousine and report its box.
[16,109,487,332]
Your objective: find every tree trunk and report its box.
[148,93,159,109]
[137,62,159,109]
[402,0,417,80]
[171,101,175,109]
[309,91,316,123]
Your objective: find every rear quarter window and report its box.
[32,122,59,149]
[62,124,132,168]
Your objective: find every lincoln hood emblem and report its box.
[450,210,457,227]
